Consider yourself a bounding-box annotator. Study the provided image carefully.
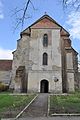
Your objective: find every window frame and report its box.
[43,53,48,65]
[43,34,48,47]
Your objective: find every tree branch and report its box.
[12,0,36,31]
[21,0,31,28]
[62,0,80,10]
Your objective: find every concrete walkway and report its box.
[20,93,48,118]
[2,94,80,120]
[18,116,80,120]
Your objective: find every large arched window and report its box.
[43,53,48,65]
[43,34,48,47]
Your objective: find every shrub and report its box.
[0,82,9,92]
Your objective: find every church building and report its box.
[10,14,78,93]
[0,14,78,93]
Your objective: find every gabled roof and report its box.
[21,14,70,36]
[30,14,61,28]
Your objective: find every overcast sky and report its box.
[0,0,80,59]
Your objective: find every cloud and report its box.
[66,11,80,39]
[0,0,4,19]
[0,48,13,59]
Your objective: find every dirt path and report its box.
[21,93,48,117]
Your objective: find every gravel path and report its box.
[21,93,48,117]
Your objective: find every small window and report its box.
[43,53,48,65]
[43,34,48,47]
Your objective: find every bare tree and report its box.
[62,0,80,10]
[12,0,36,30]
[12,0,80,30]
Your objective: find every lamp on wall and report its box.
[53,76,59,93]
[54,77,59,82]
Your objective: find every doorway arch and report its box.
[40,80,49,93]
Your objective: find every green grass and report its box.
[0,94,35,112]
[50,93,80,114]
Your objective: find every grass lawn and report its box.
[50,93,80,115]
[0,94,36,118]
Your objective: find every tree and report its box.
[13,0,80,30]
[12,0,36,30]
[62,0,80,10]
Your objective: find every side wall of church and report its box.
[61,34,78,93]
[66,52,75,92]
[73,51,78,90]
[11,34,30,91]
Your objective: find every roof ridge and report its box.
[21,14,69,36]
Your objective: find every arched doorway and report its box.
[40,80,49,93]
